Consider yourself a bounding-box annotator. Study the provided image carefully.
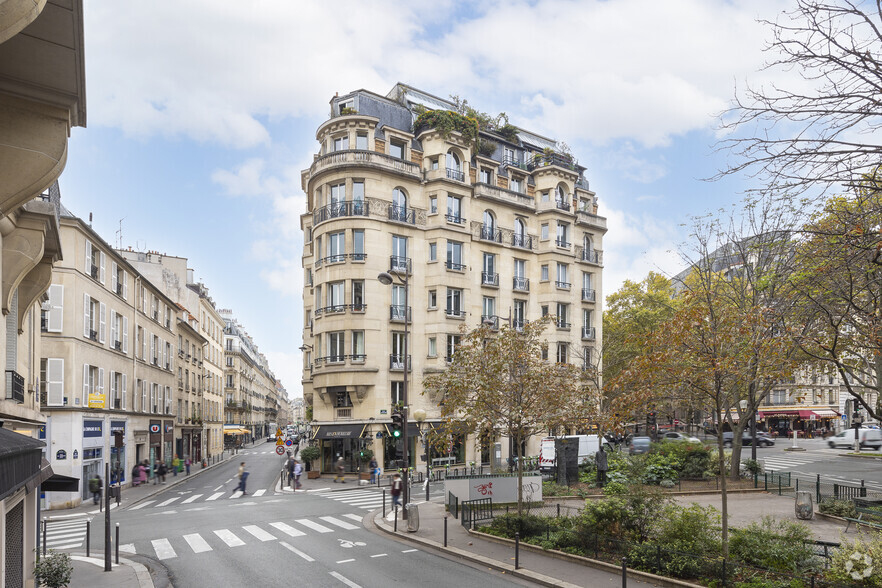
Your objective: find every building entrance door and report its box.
[81,460,102,501]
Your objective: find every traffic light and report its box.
[391,410,403,438]
[647,411,657,426]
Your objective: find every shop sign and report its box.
[88,393,106,409]
[165,424,173,433]
[83,420,103,438]
[150,424,160,433]
[110,421,126,435]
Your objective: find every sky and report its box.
[59,0,795,399]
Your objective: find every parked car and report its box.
[661,431,701,444]
[629,436,652,454]
[828,428,882,450]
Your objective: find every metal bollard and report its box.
[443,516,448,548]
[42,518,47,556]
[515,532,520,569]
[622,557,627,588]
[115,523,120,564]
[383,489,386,517]
[86,520,91,557]
[394,504,398,532]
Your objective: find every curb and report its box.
[468,529,705,588]
[71,554,155,588]
[369,511,581,588]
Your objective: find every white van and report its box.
[828,428,882,450]
[538,435,605,473]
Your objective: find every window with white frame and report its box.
[110,371,127,410]
[446,241,464,270]
[333,135,349,152]
[430,195,437,214]
[513,300,526,329]
[479,167,492,184]
[556,263,569,287]
[356,132,368,150]
[446,288,463,317]
[42,284,63,333]
[391,381,404,405]
[328,232,345,262]
[83,294,105,343]
[351,331,365,360]
[85,240,105,283]
[556,343,569,364]
[391,332,406,369]
[446,195,462,222]
[429,242,437,262]
[111,262,127,299]
[428,290,437,309]
[510,176,522,193]
[328,281,344,312]
[446,334,461,362]
[328,332,344,362]
[83,364,103,406]
[109,310,128,353]
[541,265,549,281]
[390,139,405,159]
[428,337,437,357]
[352,230,365,260]
[351,280,365,311]
[557,222,570,247]
[541,223,549,240]
[41,358,64,406]
[557,303,569,328]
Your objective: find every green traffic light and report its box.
[392,429,401,438]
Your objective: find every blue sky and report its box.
[58,0,790,398]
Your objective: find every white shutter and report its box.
[99,302,106,344]
[100,251,106,284]
[150,335,155,363]
[46,358,64,406]
[123,316,129,354]
[47,284,64,332]
[142,330,147,360]
[110,310,118,346]
[83,364,90,404]
[122,271,128,300]
[98,367,104,399]
[110,370,117,406]
[122,374,127,409]
[83,294,90,338]
[111,262,118,293]
[85,240,91,274]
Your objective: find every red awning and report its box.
[759,410,800,418]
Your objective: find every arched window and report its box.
[483,210,495,230]
[513,218,528,248]
[555,184,569,210]
[446,151,461,171]
[482,210,496,241]
[393,188,407,209]
[583,234,594,262]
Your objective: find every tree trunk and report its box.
[716,399,729,559]
[516,433,524,516]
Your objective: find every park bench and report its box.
[845,507,882,533]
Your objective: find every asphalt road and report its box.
[92,448,535,587]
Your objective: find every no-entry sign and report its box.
[275,446,286,456]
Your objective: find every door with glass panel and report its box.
[392,235,408,272]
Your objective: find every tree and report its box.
[716,0,882,199]
[423,317,597,515]
[790,174,882,421]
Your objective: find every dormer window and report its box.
[390,139,405,159]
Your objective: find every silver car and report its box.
[629,436,651,454]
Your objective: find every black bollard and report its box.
[622,557,627,588]
[515,532,520,569]
[42,519,47,556]
[86,520,90,557]
[443,516,448,547]
[383,489,386,517]
[394,504,398,532]
[115,523,120,564]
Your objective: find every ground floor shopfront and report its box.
[759,408,841,438]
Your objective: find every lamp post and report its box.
[378,270,409,517]
[413,408,431,501]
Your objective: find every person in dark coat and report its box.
[595,445,609,487]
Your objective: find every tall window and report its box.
[556,263,569,287]
[514,259,527,291]
[328,281,344,311]
[446,334,461,362]
[391,332,407,369]
[447,241,463,270]
[557,303,569,328]
[330,183,345,205]
[391,284,406,320]
[328,232,345,262]
[541,223,549,240]
[556,343,569,364]
[510,176,522,193]
[513,300,526,329]
[393,187,407,209]
[556,222,570,247]
[483,252,496,279]
[428,337,437,357]
[446,288,463,317]
[352,229,365,260]
[482,296,496,321]
[351,331,365,360]
[352,280,365,311]
[353,181,365,214]
[514,218,528,248]
[391,382,404,405]
[356,132,368,150]
[390,140,405,159]
[446,195,462,222]
[392,235,408,272]
[328,332,344,362]
[479,167,492,184]
[333,135,349,151]
[541,265,549,281]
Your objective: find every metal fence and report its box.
[447,491,459,519]
[461,498,494,528]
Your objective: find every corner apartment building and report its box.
[1,1,86,584]
[300,84,606,473]
[40,211,178,509]
[118,251,227,464]
[220,310,279,441]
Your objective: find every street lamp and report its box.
[413,408,430,501]
[378,270,410,517]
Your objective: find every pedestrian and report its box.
[334,454,346,483]
[595,445,608,487]
[287,456,296,489]
[157,460,168,484]
[172,455,180,477]
[369,456,378,485]
[391,473,403,508]
[293,459,302,490]
[131,463,141,487]
[185,457,191,475]
[89,474,102,504]
[138,462,148,486]
[235,461,248,495]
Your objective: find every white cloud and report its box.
[265,350,303,400]
[602,142,668,184]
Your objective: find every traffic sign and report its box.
[275,446,285,455]
[276,428,283,437]
[276,438,284,446]
[285,439,293,446]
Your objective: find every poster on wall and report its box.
[88,393,106,409]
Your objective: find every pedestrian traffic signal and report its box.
[391,411,403,438]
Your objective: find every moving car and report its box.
[629,436,652,454]
[742,432,775,447]
[661,431,701,444]
[828,428,882,450]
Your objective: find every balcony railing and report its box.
[389,354,412,371]
[390,305,412,322]
[555,238,571,248]
[580,249,601,264]
[511,233,533,249]
[314,304,347,317]
[336,407,352,419]
[555,200,571,212]
[582,288,596,302]
[480,225,503,243]
[89,329,98,341]
[446,168,465,182]
[513,319,525,332]
[481,315,499,330]
[527,151,576,171]
[5,370,24,403]
[388,204,416,225]
[90,264,99,279]
[313,200,369,225]
[445,213,465,225]
[481,272,499,286]
[556,319,571,329]
[555,281,571,290]
[389,256,411,274]
[446,307,466,319]
[445,260,466,271]
[473,182,535,209]
[513,277,530,291]
[502,154,526,170]
[308,149,421,180]
[582,326,596,340]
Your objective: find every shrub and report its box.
[826,535,882,586]
[729,517,818,573]
[741,459,762,477]
[299,445,321,465]
[486,513,547,538]
[642,463,678,485]
[476,139,497,158]
[34,551,73,588]
[602,481,627,496]
[818,498,857,518]
[578,487,668,543]
[542,481,573,496]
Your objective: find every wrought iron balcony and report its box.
[446,260,466,271]
[446,307,466,319]
[513,277,530,292]
[481,272,499,286]
[555,281,571,290]
[388,204,415,225]
[511,233,533,249]
[389,354,412,371]
[446,168,465,182]
[480,225,503,243]
[555,238,571,248]
[582,288,596,302]
[582,326,596,340]
[390,305,412,322]
[555,200,571,212]
[445,213,465,225]
[389,256,411,274]
[312,201,370,225]
[6,370,23,403]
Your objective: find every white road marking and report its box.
[145,510,178,516]
[243,525,276,541]
[252,489,266,497]
[213,485,224,491]
[181,494,203,504]
[44,531,85,540]
[342,514,363,522]
[336,559,355,564]
[269,522,305,537]
[307,487,332,493]
[280,541,314,561]
[157,497,180,507]
[320,516,359,530]
[370,553,387,558]
[329,571,361,587]
[214,529,245,547]
[402,549,418,553]
[129,501,155,510]
[183,533,212,553]
[152,538,177,560]
[206,492,224,501]
[119,544,136,554]
[295,519,333,533]
[184,507,212,512]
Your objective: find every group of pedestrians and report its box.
[286,456,303,490]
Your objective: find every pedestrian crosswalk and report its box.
[129,487,270,510]
[313,489,386,510]
[42,518,90,551]
[759,453,828,472]
[119,513,367,560]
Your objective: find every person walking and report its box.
[334,455,346,483]
[157,460,168,484]
[137,462,148,486]
[185,457,191,475]
[235,461,248,495]
[89,474,103,504]
[293,459,302,490]
[287,456,296,489]
[369,456,378,485]
[595,445,609,487]
[390,473,403,508]
[172,455,180,477]
[131,463,141,487]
